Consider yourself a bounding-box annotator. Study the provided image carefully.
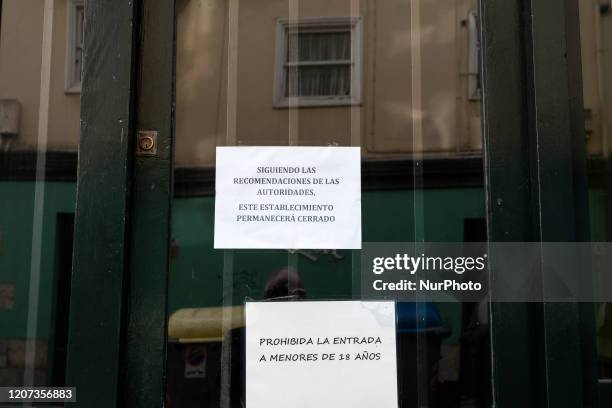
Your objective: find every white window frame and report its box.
[65,0,84,94]
[273,17,362,108]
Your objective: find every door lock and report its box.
[136,131,157,156]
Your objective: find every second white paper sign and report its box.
[246,301,398,408]
[214,146,362,249]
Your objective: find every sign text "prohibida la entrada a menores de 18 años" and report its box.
[246,301,398,408]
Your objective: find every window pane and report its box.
[287,31,351,62]
[74,5,84,84]
[285,65,351,97]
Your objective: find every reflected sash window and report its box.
[65,0,84,93]
[274,18,362,107]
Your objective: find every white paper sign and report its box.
[214,146,361,249]
[246,301,398,408]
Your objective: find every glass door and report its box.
[55,1,604,407]
[3,0,607,407]
[164,1,491,407]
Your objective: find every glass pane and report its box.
[169,0,490,407]
[74,5,84,85]
[285,65,351,96]
[0,0,80,388]
[579,0,612,382]
[287,31,351,62]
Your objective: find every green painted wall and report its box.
[0,181,76,339]
[0,185,489,343]
[589,188,607,241]
[168,189,487,312]
[2,183,607,345]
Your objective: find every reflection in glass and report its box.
[580,0,612,381]
[169,0,489,407]
[0,0,80,387]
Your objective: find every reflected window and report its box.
[467,10,481,101]
[65,0,84,93]
[273,17,362,107]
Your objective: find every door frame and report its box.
[480,0,600,406]
[65,0,604,407]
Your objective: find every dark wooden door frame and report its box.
[65,0,138,407]
[65,0,175,407]
[480,0,600,407]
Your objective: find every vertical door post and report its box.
[481,0,598,406]
[121,0,176,407]
[66,0,138,407]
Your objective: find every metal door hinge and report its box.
[136,130,157,156]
